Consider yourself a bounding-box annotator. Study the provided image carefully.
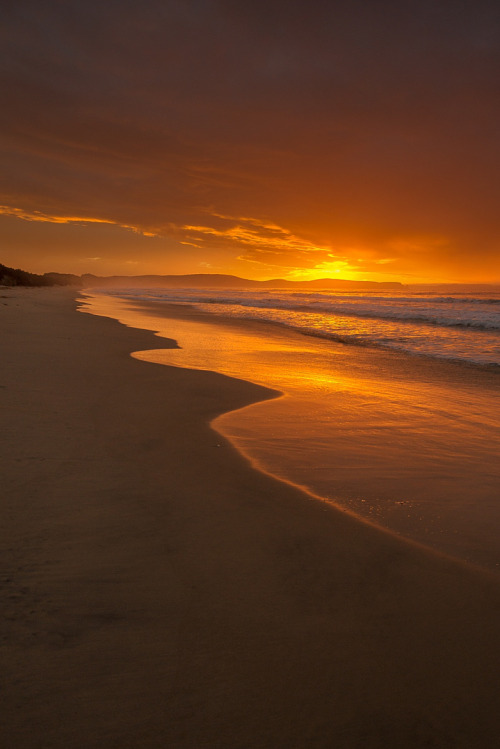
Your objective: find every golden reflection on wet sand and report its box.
[80,292,500,570]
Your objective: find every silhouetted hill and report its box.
[43,272,82,286]
[0,263,51,287]
[81,273,403,290]
[0,264,81,287]
[1,265,403,290]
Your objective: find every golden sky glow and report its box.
[1,1,499,284]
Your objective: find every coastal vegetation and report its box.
[0,263,80,287]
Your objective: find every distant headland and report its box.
[0,264,403,290]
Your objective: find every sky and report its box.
[1,0,499,283]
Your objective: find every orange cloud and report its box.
[0,205,158,238]
[182,215,335,268]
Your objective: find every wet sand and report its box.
[82,291,500,570]
[1,287,500,748]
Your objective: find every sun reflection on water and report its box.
[80,291,500,571]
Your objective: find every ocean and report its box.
[81,287,500,571]
[112,286,500,368]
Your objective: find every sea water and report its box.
[80,288,500,571]
[113,286,500,367]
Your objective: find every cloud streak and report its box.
[0,205,158,236]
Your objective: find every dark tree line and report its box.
[0,263,81,287]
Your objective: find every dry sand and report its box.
[1,287,500,748]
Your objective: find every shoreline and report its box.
[89,292,500,375]
[81,291,500,571]
[96,286,500,370]
[2,287,500,747]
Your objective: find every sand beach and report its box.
[1,287,500,748]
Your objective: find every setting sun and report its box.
[1,1,499,285]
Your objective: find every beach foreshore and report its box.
[1,287,500,748]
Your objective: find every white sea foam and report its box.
[101,287,500,367]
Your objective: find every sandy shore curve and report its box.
[1,287,500,748]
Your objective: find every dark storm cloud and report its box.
[1,0,499,279]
